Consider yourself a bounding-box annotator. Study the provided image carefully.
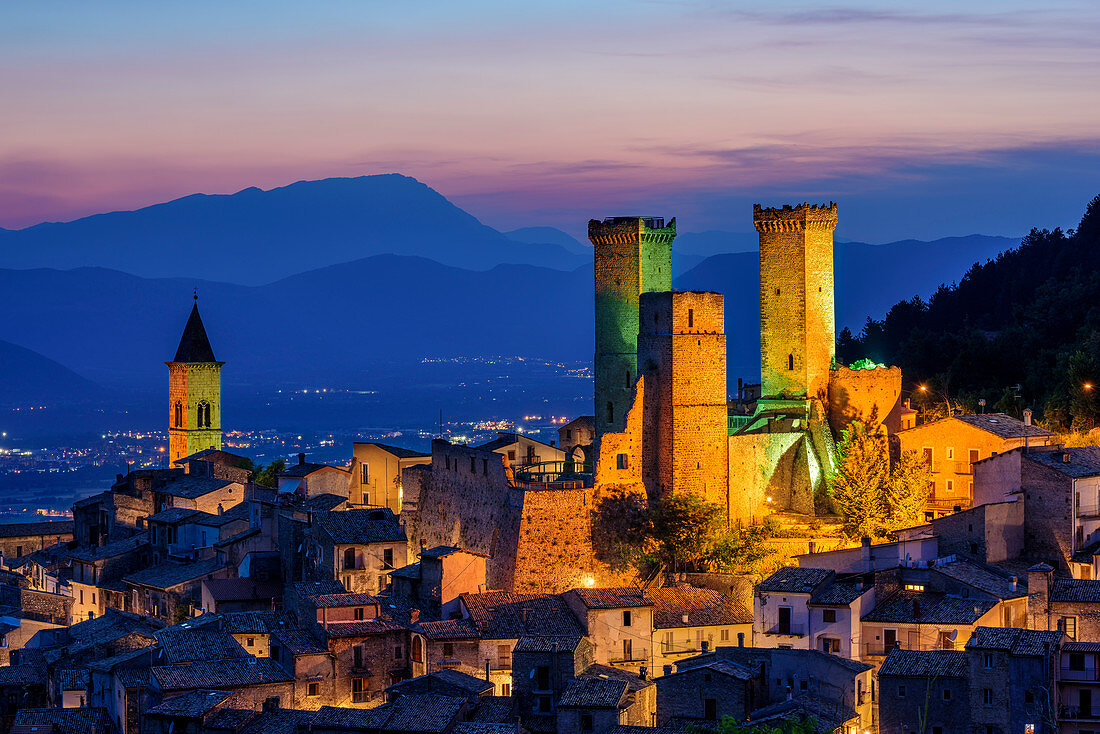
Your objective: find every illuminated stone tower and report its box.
[589,216,675,439]
[167,296,223,465]
[753,203,838,403]
[637,291,729,510]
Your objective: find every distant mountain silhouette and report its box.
[0,234,1017,394]
[0,175,588,285]
[505,227,589,255]
[0,338,101,407]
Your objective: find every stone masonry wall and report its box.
[1022,459,1074,572]
[728,431,811,526]
[754,203,837,402]
[827,365,902,435]
[638,291,728,510]
[168,362,222,465]
[593,374,651,500]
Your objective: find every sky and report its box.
[2,1,1099,242]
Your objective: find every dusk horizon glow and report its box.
[4,1,1099,241]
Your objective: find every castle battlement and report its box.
[752,203,838,233]
[588,216,676,245]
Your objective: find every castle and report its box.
[592,203,909,525]
[167,295,224,464]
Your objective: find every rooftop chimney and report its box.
[861,536,872,572]
[1064,452,1073,464]
[1024,409,1033,426]
[1010,577,1018,592]
[663,665,673,676]
[410,608,420,624]
[298,452,306,465]
[639,666,648,680]
[701,640,709,653]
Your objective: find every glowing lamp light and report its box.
[1086,383,1094,391]
[583,575,596,587]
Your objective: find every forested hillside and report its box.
[838,195,1100,431]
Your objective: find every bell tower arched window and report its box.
[788,354,795,371]
[174,401,183,428]
[197,401,212,428]
[606,401,614,425]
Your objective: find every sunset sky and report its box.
[3,1,1099,241]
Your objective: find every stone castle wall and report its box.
[168,361,222,464]
[827,365,902,434]
[754,203,837,402]
[728,431,816,525]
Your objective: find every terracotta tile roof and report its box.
[323,619,407,637]
[11,707,109,734]
[380,693,466,732]
[747,692,857,732]
[0,664,44,686]
[417,618,479,640]
[206,708,258,729]
[148,689,235,717]
[314,508,405,545]
[1062,641,1100,652]
[56,668,88,691]
[568,587,652,609]
[202,579,282,604]
[862,590,996,624]
[933,558,1027,599]
[0,520,73,538]
[946,413,1053,439]
[152,657,292,691]
[236,708,316,734]
[808,582,871,606]
[387,669,493,699]
[878,648,969,678]
[467,696,515,723]
[158,476,239,500]
[87,644,156,673]
[514,636,583,653]
[460,591,583,639]
[965,626,1061,656]
[271,626,328,655]
[1027,446,1100,477]
[358,442,429,459]
[154,626,249,664]
[559,677,627,708]
[147,507,203,524]
[308,591,379,608]
[123,558,225,590]
[306,493,349,512]
[757,566,833,594]
[65,532,149,562]
[1051,577,1100,603]
[644,586,752,627]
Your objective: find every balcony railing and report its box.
[763,624,805,637]
[930,460,974,475]
[351,691,377,704]
[1078,503,1100,519]
[1061,667,1100,682]
[1060,705,1100,720]
[864,641,955,657]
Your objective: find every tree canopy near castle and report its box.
[837,194,1100,431]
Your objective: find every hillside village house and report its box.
[277,454,352,500]
[349,442,430,512]
[475,431,565,469]
[897,411,1054,519]
[754,567,874,658]
[975,445,1100,576]
[310,508,407,595]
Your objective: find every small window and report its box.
[383,548,394,568]
[983,688,993,705]
[501,683,511,696]
[625,370,631,387]
[623,610,632,627]
[622,638,632,660]
[606,401,614,424]
[898,684,906,698]
[687,308,694,328]
[307,682,318,697]
[616,453,628,470]
[482,459,487,476]
[354,607,365,620]
[581,714,594,732]
[394,645,403,660]
[470,457,476,472]
[507,450,515,462]
[946,447,955,460]
[788,354,794,371]
[942,688,952,701]
[983,653,993,669]
[720,629,729,641]
[704,697,718,720]
[247,637,255,647]
[1025,690,1034,703]
[443,642,454,657]
[361,464,370,485]
[822,609,836,623]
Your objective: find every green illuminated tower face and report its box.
[589,216,675,439]
[753,203,838,402]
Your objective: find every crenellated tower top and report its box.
[753,203,838,233]
[588,216,676,246]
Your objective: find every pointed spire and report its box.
[173,297,217,363]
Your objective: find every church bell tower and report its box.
[167,295,224,464]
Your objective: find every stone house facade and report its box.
[563,587,653,672]
[898,412,1055,518]
[349,442,430,512]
